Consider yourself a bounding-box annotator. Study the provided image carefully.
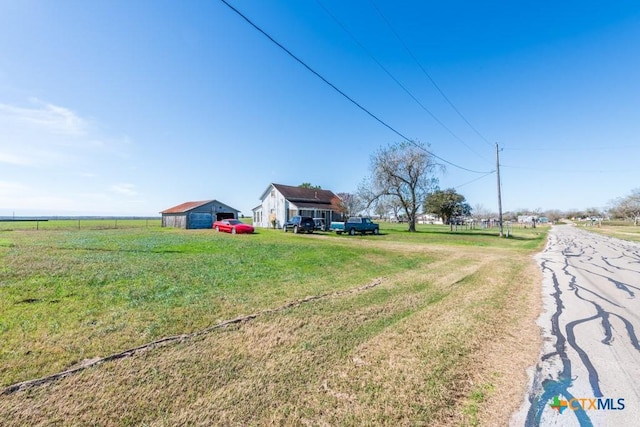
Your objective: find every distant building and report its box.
[417,214,443,225]
[517,215,540,227]
[160,200,240,229]
[517,215,537,224]
[252,183,343,229]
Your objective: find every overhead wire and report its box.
[316,0,490,163]
[452,170,495,189]
[505,144,640,152]
[369,0,494,148]
[502,164,637,174]
[218,0,493,175]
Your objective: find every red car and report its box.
[213,219,254,234]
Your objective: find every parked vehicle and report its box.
[283,216,315,234]
[213,219,254,234]
[330,217,380,235]
[313,218,326,231]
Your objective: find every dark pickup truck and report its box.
[330,217,380,235]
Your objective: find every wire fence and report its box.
[0,218,162,231]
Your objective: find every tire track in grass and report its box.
[1,277,384,395]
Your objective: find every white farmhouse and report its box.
[252,183,344,229]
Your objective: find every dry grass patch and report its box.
[587,223,640,242]
[0,242,542,426]
[459,256,542,426]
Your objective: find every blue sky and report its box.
[1,0,639,217]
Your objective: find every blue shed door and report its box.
[188,212,213,229]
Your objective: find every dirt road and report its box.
[512,224,640,426]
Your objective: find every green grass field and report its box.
[584,221,640,242]
[0,221,547,426]
[0,218,161,231]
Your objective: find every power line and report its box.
[316,0,490,163]
[218,0,492,174]
[505,144,640,152]
[501,164,637,173]
[453,170,495,189]
[370,0,494,148]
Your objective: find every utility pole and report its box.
[496,143,504,237]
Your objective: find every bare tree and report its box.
[544,209,564,223]
[336,192,364,218]
[610,189,640,225]
[373,198,388,220]
[584,207,603,219]
[360,141,441,232]
[566,209,586,220]
[473,203,492,220]
[370,194,403,221]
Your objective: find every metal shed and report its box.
[160,200,240,229]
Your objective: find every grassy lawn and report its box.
[583,221,640,242]
[0,222,547,426]
[0,218,161,231]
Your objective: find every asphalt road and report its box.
[512,224,640,427]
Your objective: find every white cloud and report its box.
[109,183,138,197]
[37,102,88,136]
[0,152,33,166]
[0,98,88,137]
[0,99,129,167]
[0,99,144,215]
